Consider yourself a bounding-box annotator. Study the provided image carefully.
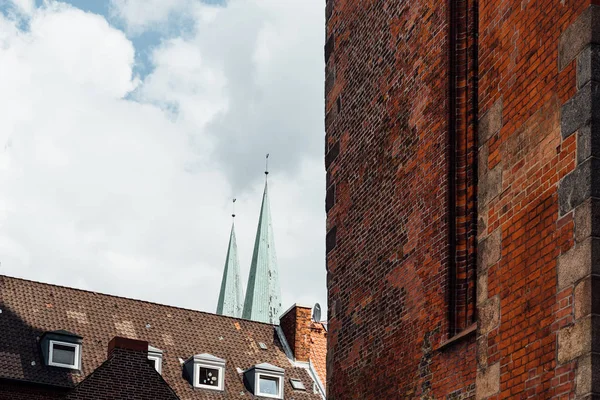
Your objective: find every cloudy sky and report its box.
[0,0,326,317]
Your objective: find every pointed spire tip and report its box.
[265,153,270,176]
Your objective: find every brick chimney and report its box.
[280,304,313,362]
[107,336,148,359]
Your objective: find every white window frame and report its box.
[148,354,162,374]
[194,362,225,391]
[256,372,284,399]
[290,378,306,391]
[48,340,80,370]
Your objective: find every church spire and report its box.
[216,199,244,318]
[242,156,282,324]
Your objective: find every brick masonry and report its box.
[556,5,600,399]
[64,338,179,400]
[326,0,599,399]
[280,305,314,362]
[325,0,477,398]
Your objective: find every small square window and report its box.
[194,363,224,391]
[48,341,80,370]
[257,373,283,398]
[290,378,306,390]
[199,366,220,386]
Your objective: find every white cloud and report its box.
[4,0,35,15]
[0,0,326,316]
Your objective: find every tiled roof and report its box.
[0,275,323,399]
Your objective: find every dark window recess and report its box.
[260,376,280,395]
[324,34,335,64]
[326,226,337,254]
[148,358,157,369]
[199,367,220,387]
[325,141,340,169]
[52,345,76,365]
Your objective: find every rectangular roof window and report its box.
[48,340,80,370]
[257,373,283,398]
[290,378,306,390]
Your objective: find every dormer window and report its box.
[40,330,82,370]
[148,345,163,374]
[49,341,79,369]
[243,363,285,399]
[183,353,225,391]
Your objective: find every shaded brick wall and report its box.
[65,338,179,400]
[0,380,66,400]
[326,0,600,399]
[324,0,477,398]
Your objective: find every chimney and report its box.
[280,304,313,362]
[107,336,148,359]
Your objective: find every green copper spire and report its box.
[216,205,244,318]
[242,178,282,324]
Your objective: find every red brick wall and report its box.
[326,0,598,398]
[476,0,594,398]
[280,305,313,362]
[325,0,477,398]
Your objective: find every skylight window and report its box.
[49,341,80,369]
[290,378,306,391]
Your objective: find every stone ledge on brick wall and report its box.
[478,164,502,207]
[477,273,488,306]
[575,353,600,397]
[477,228,502,272]
[476,336,488,370]
[479,98,503,145]
[475,362,500,400]
[558,158,600,215]
[557,237,600,290]
[576,125,598,165]
[559,5,600,71]
[478,295,500,336]
[558,316,594,364]
[577,45,600,90]
[561,82,600,139]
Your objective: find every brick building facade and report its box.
[325,1,600,398]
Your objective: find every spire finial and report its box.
[265,153,270,177]
[232,198,237,219]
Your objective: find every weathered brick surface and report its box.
[325,0,477,398]
[326,0,596,399]
[280,305,313,363]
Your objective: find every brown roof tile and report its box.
[0,275,323,399]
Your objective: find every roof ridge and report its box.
[0,274,277,327]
